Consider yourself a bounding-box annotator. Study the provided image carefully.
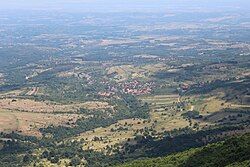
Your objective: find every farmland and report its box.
[0,3,249,167]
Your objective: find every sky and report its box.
[0,0,249,12]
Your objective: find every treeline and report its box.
[40,94,150,139]
[117,132,250,167]
[114,125,246,160]
[40,116,118,139]
[187,77,250,97]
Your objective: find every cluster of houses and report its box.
[120,80,155,95]
[97,80,155,97]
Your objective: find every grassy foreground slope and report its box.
[117,133,250,167]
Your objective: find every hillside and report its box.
[117,133,250,167]
[0,2,250,167]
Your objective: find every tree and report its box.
[23,154,30,163]
[70,156,81,166]
[42,150,49,158]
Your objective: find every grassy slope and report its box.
[117,133,250,167]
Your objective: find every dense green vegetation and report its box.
[117,133,250,167]
[112,125,247,159]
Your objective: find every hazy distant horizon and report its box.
[1,0,250,13]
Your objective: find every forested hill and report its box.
[117,133,250,167]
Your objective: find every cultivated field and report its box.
[140,94,179,111]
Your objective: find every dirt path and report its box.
[26,87,39,96]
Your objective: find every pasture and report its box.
[0,98,113,113]
[0,110,83,137]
